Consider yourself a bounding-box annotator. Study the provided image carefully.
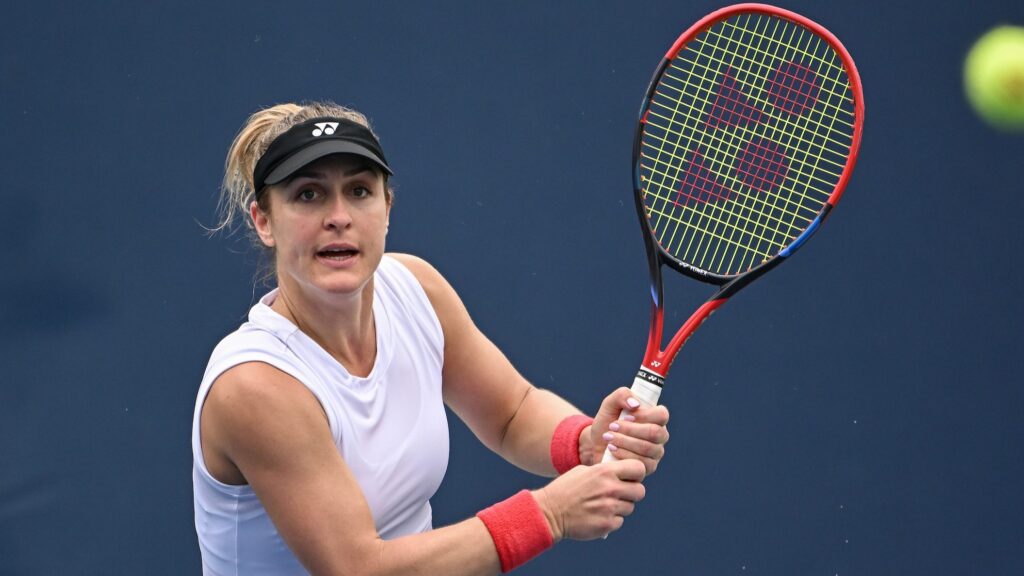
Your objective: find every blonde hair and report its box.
[213,101,389,238]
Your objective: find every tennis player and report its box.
[192,101,670,575]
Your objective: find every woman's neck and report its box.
[270,279,377,377]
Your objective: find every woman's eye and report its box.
[297,189,318,201]
[352,187,371,198]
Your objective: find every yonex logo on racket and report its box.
[312,122,339,137]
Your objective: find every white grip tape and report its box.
[628,376,663,408]
[600,375,663,463]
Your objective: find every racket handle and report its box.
[600,374,663,463]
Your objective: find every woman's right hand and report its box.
[532,459,647,541]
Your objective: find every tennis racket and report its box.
[603,3,863,462]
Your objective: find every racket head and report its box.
[634,3,864,284]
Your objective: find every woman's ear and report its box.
[250,200,275,247]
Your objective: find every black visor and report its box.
[252,116,392,197]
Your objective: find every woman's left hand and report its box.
[587,388,670,475]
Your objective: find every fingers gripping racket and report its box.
[603,4,863,462]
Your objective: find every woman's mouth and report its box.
[316,246,359,265]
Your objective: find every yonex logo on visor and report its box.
[252,116,393,198]
[312,122,338,136]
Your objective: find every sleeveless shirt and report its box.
[192,256,449,575]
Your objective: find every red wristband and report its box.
[476,490,554,573]
[550,414,593,474]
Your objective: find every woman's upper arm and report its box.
[201,362,382,575]
[388,253,534,452]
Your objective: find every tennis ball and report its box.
[964,25,1024,130]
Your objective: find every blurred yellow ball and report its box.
[964,25,1024,130]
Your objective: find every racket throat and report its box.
[645,298,726,374]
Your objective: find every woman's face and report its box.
[251,153,391,301]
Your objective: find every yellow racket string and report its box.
[656,13,740,268]
[640,11,856,276]
[651,75,850,175]
[639,148,814,240]
[701,25,855,125]
[718,13,835,273]
[696,14,806,270]
[640,130,823,223]
[660,12,773,269]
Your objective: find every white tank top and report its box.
[192,256,449,576]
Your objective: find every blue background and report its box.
[2,0,1022,574]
